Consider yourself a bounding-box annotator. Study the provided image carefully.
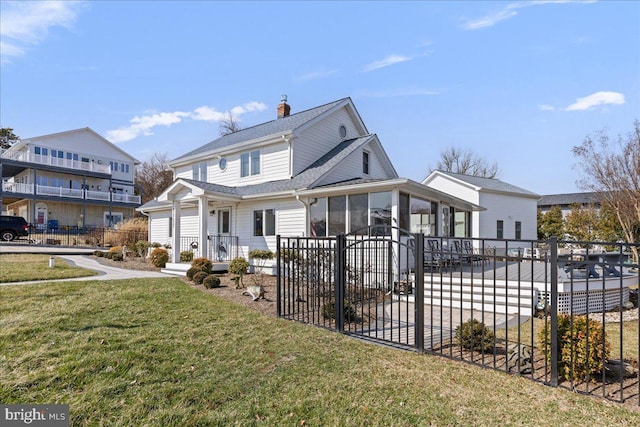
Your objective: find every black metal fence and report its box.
[277,229,640,406]
[5,227,148,248]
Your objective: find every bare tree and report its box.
[0,127,20,150]
[219,113,243,136]
[135,153,174,205]
[433,147,498,178]
[573,120,640,263]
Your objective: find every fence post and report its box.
[550,236,559,387]
[276,235,281,317]
[414,233,425,353]
[335,234,346,333]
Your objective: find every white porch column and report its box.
[198,196,209,260]
[391,189,400,241]
[171,200,181,263]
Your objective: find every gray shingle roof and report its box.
[170,98,350,164]
[139,135,373,210]
[537,192,601,207]
[437,171,540,197]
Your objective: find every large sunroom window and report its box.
[328,196,346,236]
[369,191,392,235]
[406,195,437,236]
[348,193,368,235]
[310,198,327,237]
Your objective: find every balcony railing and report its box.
[1,182,141,204]
[0,149,111,174]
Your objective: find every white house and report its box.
[138,97,484,265]
[0,128,141,229]
[422,171,540,250]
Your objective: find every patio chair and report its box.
[463,240,484,265]
[425,239,450,272]
[453,239,472,264]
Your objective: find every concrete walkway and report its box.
[1,254,173,286]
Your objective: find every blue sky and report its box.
[1,1,638,195]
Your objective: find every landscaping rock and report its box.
[604,359,636,379]
[506,343,533,375]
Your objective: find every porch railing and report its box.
[1,181,141,204]
[176,235,239,262]
[1,149,111,174]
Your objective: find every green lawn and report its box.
[0,254,97,283]
[1,278,639,426]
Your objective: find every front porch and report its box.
[160,234,239,276]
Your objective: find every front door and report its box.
[218,209,230,235]
[216,208,231,261]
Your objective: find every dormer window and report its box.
[363,151,370,175]
[241,150,260,177]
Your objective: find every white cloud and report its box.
[462,1,596,30]
[107,101,267,143]
[363,54,412,72]
[565,91,625,111]
[191,106,226,122]
[106,111,190,143]
[538,104,555,111]
[229,101,267,116]
[0,1,83,62]
[462,9,518,30]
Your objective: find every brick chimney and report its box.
[277,94,290,119]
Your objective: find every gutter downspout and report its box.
[283,135,294,178]
[295,194,308,237]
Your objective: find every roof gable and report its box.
[169,98,358,165]
[18,127,140,164]
[424,170,540,198]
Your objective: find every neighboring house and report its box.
[537,192,602,217]
[138,97,483,265]
[0,128,141,229]
[422,171,540,249]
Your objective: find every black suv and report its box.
[0,215,29,241]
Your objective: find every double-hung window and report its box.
[497,220,504,239]
[241,150,260,177]
[253,209,275,236]
[192,162,207,182]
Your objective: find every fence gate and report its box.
[277,227,424,351]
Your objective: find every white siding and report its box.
[234,198,305,254]
[426,175,480,205]
[179,208,199,237]
[424,173,538,245]
[292,107,364,175]
[316,144,391,186]
[149,210,171,245]
[26,130,133,162]
[174,165,192,180]
[478,192,538,242]
[175,142,290,185]
[24,130,136,182]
